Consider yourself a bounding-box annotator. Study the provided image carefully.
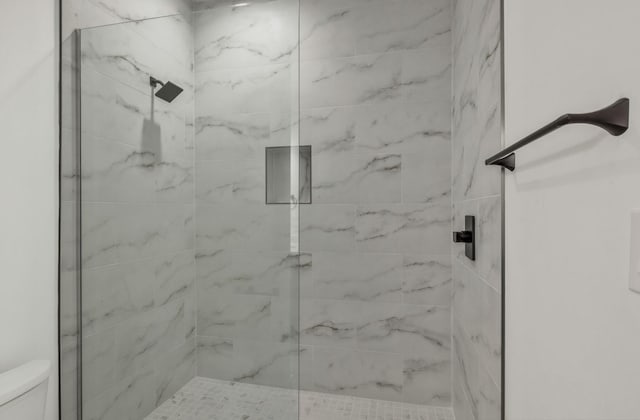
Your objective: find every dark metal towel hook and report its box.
[486,98,630,171]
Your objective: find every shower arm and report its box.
[150,76,165,89]
[485,98,630,171]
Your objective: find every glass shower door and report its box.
[74,7,301,419]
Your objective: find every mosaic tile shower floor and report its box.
[146,377,454,420]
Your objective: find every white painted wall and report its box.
[0,1,59,420]
[505,1,640,419]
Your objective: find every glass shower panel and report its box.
[192,1,301,418]
[78,16,199,420]
[76,8,301,419]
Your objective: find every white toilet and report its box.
[0,360,50,420]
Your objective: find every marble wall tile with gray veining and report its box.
[452,261,481,342]
[402,140,451,205]
[312,153,402,204]
[195,248,235,295]
[453,258,500,387]
[196,63,293,115]
[451,370,476,420]
[300,107,358,155]
[226,252,300,297]
[196,204,290,252]
[352,0,451,56]
[80,203,118,268]
[300,205,356,252]
[233,339,298,388]
[293,36,452,112]
[299,0,358,60]
[81,68,149,145]
[269,111,301,146]
[95,0,190,20]
[458,97,500,201]
[296,252,314,298]
[154,340,197,407]
[83,367,158,420]
[477,192,501,292]
[82,328,117,399]
[300,107,394,205]
[355,204,451,254]
[300,0,450,59]
[196,158,264,203]
[402,254,452,306]
[195,113,271,161]
[191,0,229,12]
[356,304,450,355]
[477,363,501,420]
[81,122,193,205]
[312,347,403,401]
[452,0,502,202]
[118,204,194,262]
[311,252,403,302]
[478,279,501,388]
[354,102,450,155]
[402,353,451,406]
[82,264,134,334]
[81,134,157,203]
[197,336,236,380]
[63,0,116,39]
[149,297,192,351]
[127,13,194,69]
[155,154,194,204]
[399,36,451,104]
[300,53,403,109]
[453,319,480,420]
[113,298,189,381]
[154,251,196,306]
[300,299,362,347]
[270,295,300,343]
[81,75,192,190]
[453,344,476,420]
[197,293,272,339]
[183,289,197,343]
[194,0,298,71]
[299,345,314,390]
[118,260,158,312]
[65,0,191,39]
[81,21,190,98]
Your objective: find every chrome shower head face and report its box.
[150,77,184,103]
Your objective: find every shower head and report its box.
[150,76,184,103]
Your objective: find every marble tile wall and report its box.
[60,4,196,419]
[451,0,502,418]
[193,0,454,406]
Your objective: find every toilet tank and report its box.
[0,360,50,420]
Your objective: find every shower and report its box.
[58,1,504,419]
[150,76,183,103]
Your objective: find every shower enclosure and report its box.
[60,0,503,419]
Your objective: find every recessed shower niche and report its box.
[266,146,311,204]
[59,0,504,419]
